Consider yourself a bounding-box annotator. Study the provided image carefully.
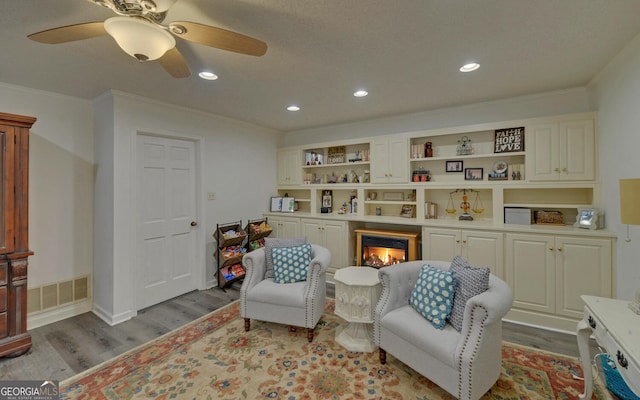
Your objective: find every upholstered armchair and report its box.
[240,244,331,342]
[374,260,513,400]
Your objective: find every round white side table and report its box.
[334,266,382,352]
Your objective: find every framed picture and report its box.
[494,127,525,153]
[446,160,463,172]
[574,208,600,230]
[305,149,324,165]
[270,197,283,212]
[281,197,295,213]
[464,168,483,181]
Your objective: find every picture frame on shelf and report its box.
[464,168,483,181]
[281,197,295,213]
[494,127,525,153]
[327,146,346,164]
[446,160,463,172]
[270,197,283,212]
[305,149,324,165]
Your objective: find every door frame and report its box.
[132,130,206,310]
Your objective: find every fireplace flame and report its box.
[363,246,406,268]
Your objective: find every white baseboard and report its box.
[27,299,93,330]
[92,303,136,326]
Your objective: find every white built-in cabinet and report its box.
[526,119,595,181]
[269,215,300,238]
[277,149,302,185]
[505,233,611,328]
[422,227,504,278]
[370,136,409,183]
[301,218,349,279]
[270,111,615,332]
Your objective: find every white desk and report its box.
[577,295,640,399]
[334,267,382,352]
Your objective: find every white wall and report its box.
[0,83,94,289]
[93,91,279,324]
[282,88,592,146]
[588,31,640,301]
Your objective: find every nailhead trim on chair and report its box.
[456,304,488,400]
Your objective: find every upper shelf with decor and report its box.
[409,127,525,160]
[302,142,371,184]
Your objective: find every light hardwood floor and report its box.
[0,282,598,382]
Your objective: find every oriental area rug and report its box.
[60,300,611,400]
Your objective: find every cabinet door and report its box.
[301,219,323,245]
[270,216,300,238]
[505,233,555,314]
[526,123,559,181]
[559,120,595,181]
[323,221,348,268]
[555,236,611,319]
[370,139,391,183]
[277,149,302,185]
[0,125,14,255]
[370,137,408,183]
[386,137,409,183]
[462,231,504,279]
[422,227,459,262]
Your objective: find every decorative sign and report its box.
[327,146,346,164]
[494,127,525,153]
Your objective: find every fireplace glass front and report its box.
[361,235,409,268]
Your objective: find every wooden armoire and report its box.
[0,112,35,357]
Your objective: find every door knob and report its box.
[190,221,198,226]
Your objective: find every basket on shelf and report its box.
[534,210,564,225]
[600,353,640,400]
[214,223,246,247]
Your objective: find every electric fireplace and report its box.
[355,228,420,268]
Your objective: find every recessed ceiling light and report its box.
[459,63,480,72]
[198,71,218,80]
[287,105,300,111]
[353,90,369,97]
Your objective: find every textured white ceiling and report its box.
[1,0,640,131]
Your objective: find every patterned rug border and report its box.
[60,300,240,387]
[61,299,612,399]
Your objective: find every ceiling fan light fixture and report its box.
[139,0,177,13]
[104,16,175,62]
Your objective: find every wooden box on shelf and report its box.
[245,218,272,251]
[534,211,565,225]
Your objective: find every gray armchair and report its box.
[240,244,331,342]
[374,260,513,400]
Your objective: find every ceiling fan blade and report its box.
[170,21,267,56]
[157,47,191,78]
[28,22,107,44]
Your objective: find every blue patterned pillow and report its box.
[264,237,306,278]
[272,243,312,284]
[409,265,457,329]
[448,256,490,332]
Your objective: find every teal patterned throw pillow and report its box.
[272,243,312,284]
[409,265,457,329]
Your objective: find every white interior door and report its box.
[137,134,198,310]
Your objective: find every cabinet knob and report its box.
[617,350,628,369]
[456,240,461,243]
[562,168,568,172]
[557,247,563,252]
[190,221,198,227]
[462,240,467,244]
[549,247,554,251]
[554,168,560,172]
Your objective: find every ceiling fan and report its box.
[27,0,268,78]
